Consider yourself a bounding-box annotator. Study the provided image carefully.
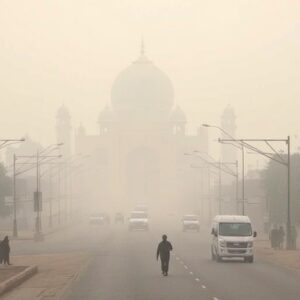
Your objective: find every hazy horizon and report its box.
[1,0,300,158]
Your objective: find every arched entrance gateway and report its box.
[126,147,160,207]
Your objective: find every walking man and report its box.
[156,234,173,276]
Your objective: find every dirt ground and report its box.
[255,240,300,272]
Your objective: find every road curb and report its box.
[0,265,38,296]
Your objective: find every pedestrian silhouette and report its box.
[0,236,11,265]
[278,226,285,249]
[156,234,173,276]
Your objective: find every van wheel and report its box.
[216,254,222,262]
[245,256,254,263]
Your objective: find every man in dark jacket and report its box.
[156,234,173,276]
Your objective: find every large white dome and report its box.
[111,54,174,116]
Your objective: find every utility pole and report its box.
[235,160,239,215]
[287,136,291,249]
[49,165,53,228]
[241,144,245,215]
[34,150,43,241]
[58,167,61,225]
[218,161,222,214]
[219,137,292,249]
[12,154,17,237]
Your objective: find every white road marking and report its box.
[184,265,188,269]
[195,278,200,282]
[213,298,219,300]
[189,271,194,275]
[201,285,206,289]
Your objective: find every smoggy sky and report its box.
[1,0,300,160]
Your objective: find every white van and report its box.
[211,215,257,263]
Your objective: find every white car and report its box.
[128,211,149,231]
[211,215,257,263]
[182,215,200,232]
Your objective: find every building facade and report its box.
[72,48,209,214]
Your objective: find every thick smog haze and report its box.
[2,2,300,300]
[1,0,300,148]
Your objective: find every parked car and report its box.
[128,211,149,231]
[182,214,200,232]
[89,213,110,225]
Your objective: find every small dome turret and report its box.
[169,106,187,123]
[98,106,114,123]
[56,104,70,120]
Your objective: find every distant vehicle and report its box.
[128,210,149,231]
[182,214,200,232]
[211,215,257,263]
[89,213,110,225]
[115,212,124,224]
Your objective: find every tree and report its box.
[262,153,300,226]
[0,163,12,217]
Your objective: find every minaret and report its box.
[56,105,72,158]
[221,105,237,172]
[141,37,145,56]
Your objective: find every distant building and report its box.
[69,45,209,214]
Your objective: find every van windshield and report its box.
[219,222,252,236]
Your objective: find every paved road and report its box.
[61,224,300,300]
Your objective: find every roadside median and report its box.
[0,252,91,300]
[0,265,38,296]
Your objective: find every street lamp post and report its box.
[218,137,292,249]
[35,150,42,241]
[48,165,53,228]
[202,124,245,215]
[187,152,238,215]
[287,136,291,250]
[12,154,17,237]
[241,144,245,215]
[16,152,62,241]
[218,161,222,214]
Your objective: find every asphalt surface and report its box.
[54,223,300,300]
[9,221,300,300]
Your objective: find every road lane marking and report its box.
[213,298,219,300]
[189,271,193,275]
[201,285,206,289]
[184,265,188,269]
[195,278,200,282]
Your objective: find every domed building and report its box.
[74,46,209,214]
